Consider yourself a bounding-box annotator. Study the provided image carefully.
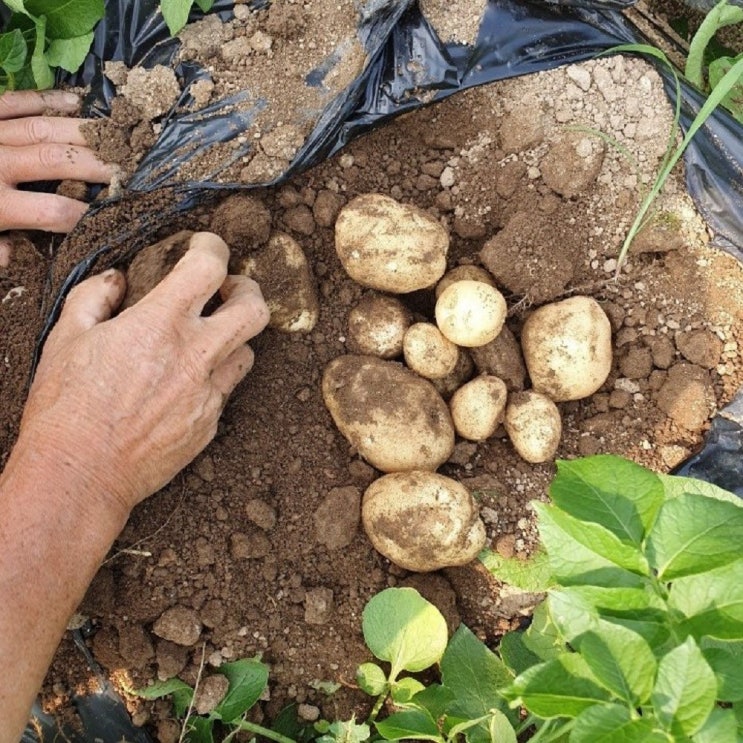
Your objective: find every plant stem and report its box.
[234,719,299,743]
[367,689,388,723]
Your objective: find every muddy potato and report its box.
[241,232,318,332]
[335,193,449,293]
[347,293,412,358]
[504,391,562,464]
[521,295,612,401]
[450,375,508,441]
[469,325,526,391]
[430,349,475,400]
[435,265,496,299]
[435,280,507,347]
[362,471,487,572]
[322,355,455,472]
[403,322,459,379]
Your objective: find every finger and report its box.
[0,189,88,232]
[0,143,112,185]
[0,91,79,120]
[0,238,10,268]
[0,116,88,147]
[204,274,270,366]
[210,344,255,397]
[44,269,127,355]
[144,232,230,316]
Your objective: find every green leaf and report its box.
[134,676,194,703]
[160,0,193,35]
[356,662,386,696]
[565,585,665,616]
[602,616,671,652]
[44,31,92,72]
[409,684,455,720]
[480,547,555,592]
[570,703,655,742]
[390,676,425,704]
[316,718,371,743]
[504,654,610,719]
[362,588,448,677]
[499,631,542,676]
[670,559,743,640]
[30,15,53,90]
[702,644,743,701]
[186,716,214,743]
[0,30,27,73]
[659,473,743,507]
[24,0,104,38]
[536,503,648,585]
[577,620,657,705]
[646,493,743,580]
[194,0,213,11]
[547,589,600,643]
[550,456,664,544]
[213,657,269,723]
[483,709,518,743]
[522,602,566,661]
[2,0,27,13]
[651,637,717,737]
[709,54,743,122]
[691,707,739,743]
[375,709,443,742]
[440,624,512,721]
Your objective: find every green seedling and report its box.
[0,0,104,90]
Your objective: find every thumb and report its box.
[45,269,127,354]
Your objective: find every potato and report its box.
[362,471,487,572]
[403,322,459,379]
[242,232,318,332]
[469,325,526,391]
[335,193,449,293]
[322,355,455,472]
[435,265,496,299]
[430,349,474,400]
[347,293,412,358]
[435,280,507,347]
[521,295,612,401]
[450,375,507,441]
[504,391,562,464]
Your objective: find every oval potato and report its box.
[347,293,412,358]
[403,322,459,379]
[322,355,455,472]
[521,295,612,401]
[450,375,507,441]
[504,390,562,464]
[335,193,449,293]
[362,471,487,572]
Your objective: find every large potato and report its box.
[241,232,318,332]
[335,193,449,293]
[521,296,612,401]
[504,391,562,464]
[362,471,487,572]
[322,355,455,472]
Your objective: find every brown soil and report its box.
[2,10,743,743]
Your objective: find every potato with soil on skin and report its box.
[362,471,487,572]
[521,295,612,402]
[504,391,562,464]
[430,349,475,400]
[347,293,412,358]
[334,193,449,293]
[403,322,460,379]
[322,355,455,472]
[241,232,318,332]
[435,264,496,299]
[435,280,507,347]
[450,375,508,441]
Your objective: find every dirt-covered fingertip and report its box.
[188,231,230,263]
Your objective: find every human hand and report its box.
[16,232,269,519]
[0,90,113,235]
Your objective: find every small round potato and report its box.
[335,193,449,293]
[435,280,507,347]
[521,295,612,401]
[504,391,562,464]
[435,265,496,299]
[450,375,508,441]
[322,355,455,472]
[403,323,460,379]
[347,294,412,358]
[362,471,487,572]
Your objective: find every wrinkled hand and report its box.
[17,232,270,517]
[0,90,113,234]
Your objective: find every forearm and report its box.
[0,437,129,743]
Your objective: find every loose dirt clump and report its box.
[2,43,743,742]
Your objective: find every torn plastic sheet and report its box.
[42,0,743,492]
